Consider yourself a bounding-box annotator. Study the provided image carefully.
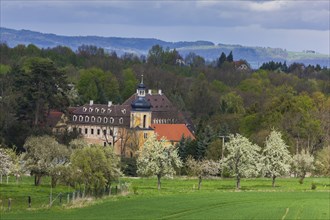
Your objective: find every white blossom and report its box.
[137,134,182,190]
[262,130,292,187]
[222,134,261,189]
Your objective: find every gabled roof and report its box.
[151,124,195,142]
[46,111,64,128]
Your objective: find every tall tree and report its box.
[314,146,330,176]
[22,135,70,186]
[222,134,261,189]
[217,52,227,68]
[70,145,122,195]
[15,58,69,128]
[137,134,182,190]
[292,149,314,184]
[261,130,292,187]
[226,51,233,62]
[186,156,219,190]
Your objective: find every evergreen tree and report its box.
[217,52,227,68]
[227,51,233,62]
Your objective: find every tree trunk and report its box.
[157,174,161,190]
[35,174,42,186]
[272,175,276,187]
[34,100,40,126]
[198,176,202,190]
[236,176,240,189]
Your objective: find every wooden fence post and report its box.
[28,196,31,208]
[8,198,11,211]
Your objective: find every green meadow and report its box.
[1,176,329,220]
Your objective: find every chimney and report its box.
[158,89,162,95]
[108,101,112,107]
[89,100,94,106]
[148,89,152,95]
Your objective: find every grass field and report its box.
[1,176,329,220]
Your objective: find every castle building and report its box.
[66,78,194,157]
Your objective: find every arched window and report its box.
[119,117,123,124]
[89,107,93,112]
[95,108,99,113]
[110,117,114,124]
[91,116,95,122]
[85,116,89,122]
[97,117,102,123]
[79,116,83,122]
[104,117,108,123]
[101,108,105,113]
[73,115,77,121]
[83,107,87,112]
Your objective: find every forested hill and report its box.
[1,27,328,68]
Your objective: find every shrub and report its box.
[311,182,317,190]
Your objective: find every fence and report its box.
[0,182,130,212]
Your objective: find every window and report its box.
[103,130,106,135]
[119,117,123,124]
[91,128,94,135]
[85,128,88,134]
[109,129,113,136]
[104,117,108,123]
[97,129,100,135]
[110,117,114,124]
[79,116,83,122]
[103,142,107,147]
[107,109,112,114]
[73,115,77,121]
[143,115,146,128]
[85,116,89,122]
[101,108,105,113]
[79,128,82,134]
[144,133,148,139]
[91,116,95,122]
[83,107,87,112]
[95,108,99,113]
[89,107,93,112]
[97,117,101,123]
[121,109,126,114]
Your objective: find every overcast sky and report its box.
[1,0,329,54]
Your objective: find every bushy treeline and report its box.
[0,43,329,158]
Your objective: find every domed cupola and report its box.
[131,75,151,111]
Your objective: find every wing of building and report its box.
[50,77,195,157]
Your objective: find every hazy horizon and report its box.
[1,1,329,54]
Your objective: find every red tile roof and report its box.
[151,124,195,142]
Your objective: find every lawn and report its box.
[1,176,329,220]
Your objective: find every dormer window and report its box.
[101,108,105,113]
[110,117,114,124]
[104,117,108,123]
[73,115,77,121]
[85,116,89,122]
[95,108,99,113]
[107,109,112,114]
[119,117,123,124]
[97,117,102,123]
[79,116,83,122]
[121,109,126,114]
[83,107,87,112]
[89,107,93,112]
[91,116,95,122]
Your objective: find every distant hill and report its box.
[1,27,328,68]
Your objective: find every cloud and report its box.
[1,0,329,54]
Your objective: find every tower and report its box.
[130,75,152,129]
